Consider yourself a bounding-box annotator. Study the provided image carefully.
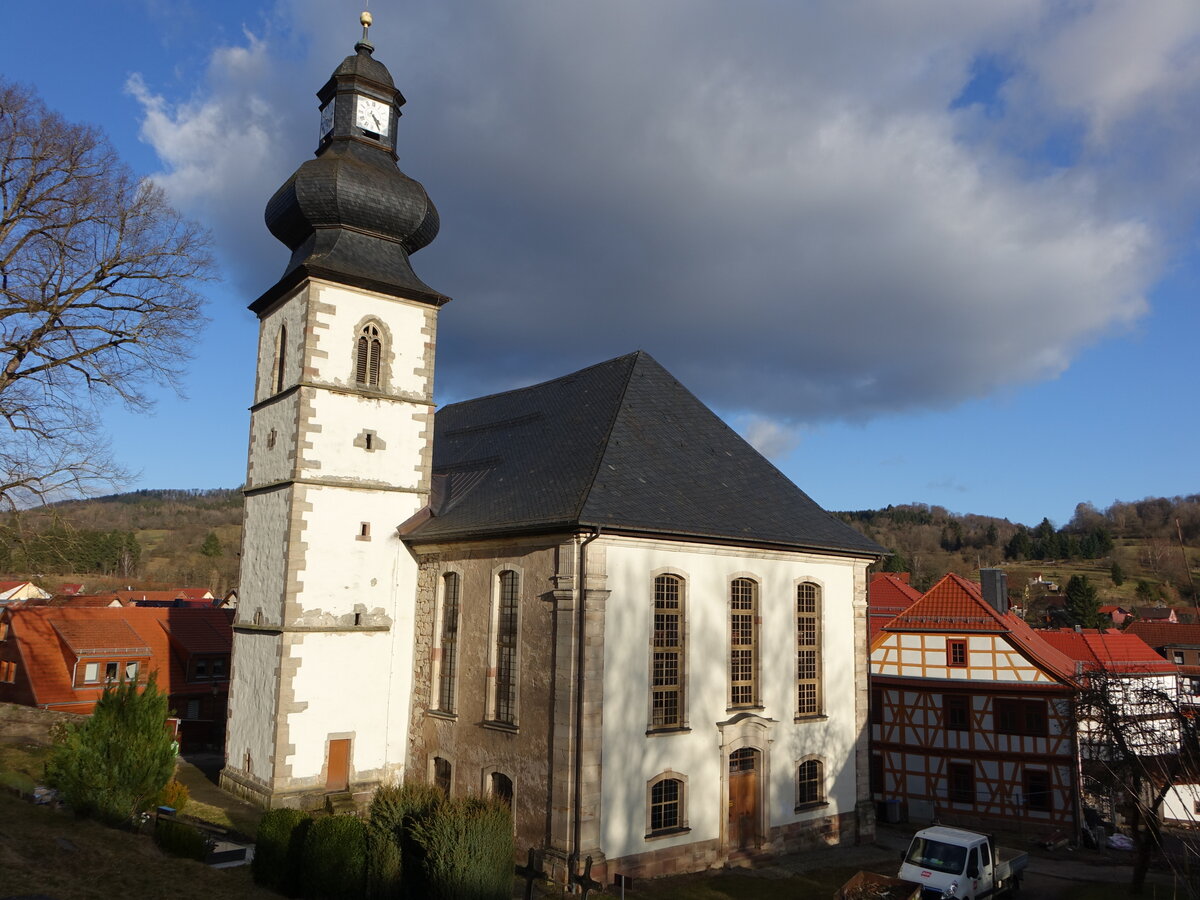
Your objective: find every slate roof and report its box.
[879,572,1080,682]
[1040,629,1176,674]
[406,351,884,556]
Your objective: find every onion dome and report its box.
[252,13,447,312]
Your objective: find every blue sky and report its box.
[3,0,1197,530]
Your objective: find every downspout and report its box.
[572,526,602,882]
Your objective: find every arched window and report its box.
[355,322,383,387]
[492,570,519,725]
[274,324,287,393]
[651,574,685,729]
[433,756,452,796]
[796,582,822,717]
[436,573,460,713]
[796,758,824,807]
[729,578,759,708]
[491,771,513,807]
[648,775,685,834]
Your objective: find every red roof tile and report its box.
[882,572,1080,682]
[868,573,923,640]
[1126,622,1200,649]
[1039,629,1175,674]
[52,619,150,655]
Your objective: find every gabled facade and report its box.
[0,581,50,604]
[869,573,1080,833]
[0,605,233,749]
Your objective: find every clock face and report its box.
[320,99,335,139]
[355,95,390,138]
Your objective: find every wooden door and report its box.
[326,739,350,792]
[728,748,760,850]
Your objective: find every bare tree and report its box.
[0,80,212,509]
[1076,665,1200,896]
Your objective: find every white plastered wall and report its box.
[600,536,867,861]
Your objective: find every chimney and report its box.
[980,568,1008,615]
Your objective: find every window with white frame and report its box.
[729,578,759,708]
[796,582,822,717]
[651,574,685,729]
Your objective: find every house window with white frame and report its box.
[651,574,685,729]
[796,582,822,717]
[435,572,460,714]
[492,570,519,725]
[729,578,759,708]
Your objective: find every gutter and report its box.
[571,526,601,879]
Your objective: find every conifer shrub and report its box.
[154,816,209,860]
[44,674,176,825]
[410,795,514,900]
[302,814,367,899]
[253,807,311,895]
[369,781,444,899]
[157,778,190,812]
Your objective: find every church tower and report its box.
[222,13,448,808]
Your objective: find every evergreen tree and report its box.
[200,531,222,559]
[1005,527,1032,561]
[46,674,176,824]
[1064,575,1105,630]
[1111,560,1125,586]
[985,523,999,547]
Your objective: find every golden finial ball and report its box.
[361,11,373,28]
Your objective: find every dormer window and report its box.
[355,322,384,387]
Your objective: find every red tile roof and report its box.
[0,606,233,709]
[868,573,923,640]
[1039,629,1175,674]
[1126,622,1200,649]
[882,572,1080,682]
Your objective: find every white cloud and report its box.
[129,1,1198,424]
[736,416,803,461]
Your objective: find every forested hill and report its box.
[0,489,1196,608]
[836,495,1200,605]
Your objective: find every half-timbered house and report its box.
[869,572,1081,833]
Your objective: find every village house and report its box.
[0,605,233,749]
[1125,622,1200,713]
[0,581,50,605]
[219,18,885,883]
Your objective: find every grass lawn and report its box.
[0,790,277,899]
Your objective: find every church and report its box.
[220,14,884,882]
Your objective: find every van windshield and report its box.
[904,837,968,875]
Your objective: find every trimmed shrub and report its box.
[254,807,311,895]
[369,781,444,899]
[302,814,367,899]
[410,796,514,900]
[158,778,190,812]
[154,817,209,861]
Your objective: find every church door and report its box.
[728,748,760,850]
[326,739,350,792]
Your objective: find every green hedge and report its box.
[409,796,514,900]
[253,807,311,895]
[369,782,443,899]
[302,815,367,900]
[154,817,209,861]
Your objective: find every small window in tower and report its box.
[357,522,371,541]
[355,323,384,387]
[266,428,277,450]
[364,432,373,451]
[275,324,287,393]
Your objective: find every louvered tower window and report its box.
[356,323,383,387]
[729,578,759,707]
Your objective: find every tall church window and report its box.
[796,758,824,807]
[355,322,383,387]
[647,773,687,836]
[491,772,513,807]
[436,573,460,714]
[796,582,822,717]
[492,570,519,725]
[651,574,685,729]
[729,578,759,708]
[433,756,452,796]
[274,324,287,393]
